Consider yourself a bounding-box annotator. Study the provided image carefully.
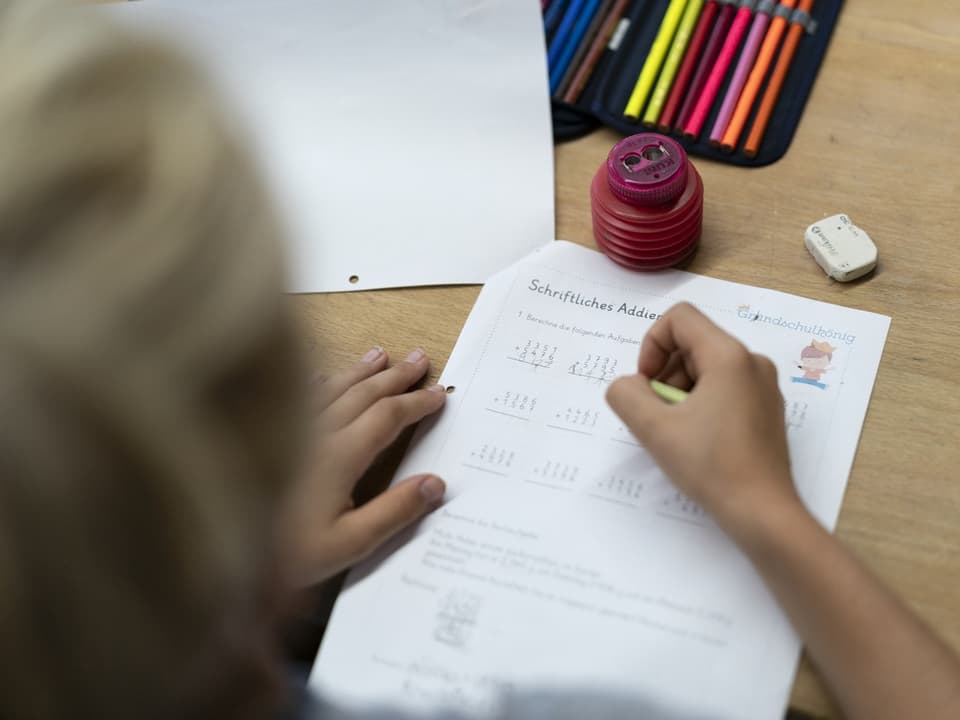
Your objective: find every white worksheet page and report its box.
[105,0,554,293]
[311,241,890,719]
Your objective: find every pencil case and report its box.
[546,0,843,167]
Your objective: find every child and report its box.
[0,2,956,719]
[606,304,960,719]
[0,3,444,717]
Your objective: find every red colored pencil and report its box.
[684,1,754,139]
[658,0,718,132]
[674,1,734,134]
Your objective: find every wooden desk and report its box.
[298,2,960,716]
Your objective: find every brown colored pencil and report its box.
[555,0,615,99]
[562,0,631,104]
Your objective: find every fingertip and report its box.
[426,383,448,398]
[350,345,389,378]
[671,301,699,317]
[417,475,446,505]
[606,374,671,440]
[605,376,626,410]
[359,345,387,365]
[403,347,428,365]
[418,384,448,415]
[606,373,647,407]
[606,375,624,402]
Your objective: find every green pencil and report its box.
[650,379,689,404]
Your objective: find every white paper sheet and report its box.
[105,0,554,293]
[311,241,890,718]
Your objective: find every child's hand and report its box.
[606,303,801,542]
[280,346,447,588]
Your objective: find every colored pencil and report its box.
[674,0,734,133]
[709,0,773,144]
[623,0,689,119]
[684,0,754,139]
[721,0,797,150]
[657,0,717,132]
[744,0,814,157]
[550,0,603,93]
[545,0,573,44]
[554,0,614,97]
[642,0,704,127]
[548,0,588,72]
[562,0,631,104]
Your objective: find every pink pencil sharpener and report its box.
[591,133,704,271]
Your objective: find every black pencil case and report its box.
[549,0,844,167]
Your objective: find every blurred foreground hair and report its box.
[0,2,303,718]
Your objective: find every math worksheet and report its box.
[311,242,890,719]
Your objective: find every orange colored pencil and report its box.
[720,0,796,151]
[744,0,814,158]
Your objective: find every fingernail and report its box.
[360,346,383,363]
[405,348,426,364]
[426,383,446,393]
[419,475,446,503]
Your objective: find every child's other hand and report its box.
[606,303,801,542]
[281,346,447,588]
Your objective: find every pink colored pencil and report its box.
[683,1,754,139]
[709,1,773,144]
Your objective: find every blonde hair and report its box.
[0,2,304,718]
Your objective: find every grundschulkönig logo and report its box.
[737,305,856,345]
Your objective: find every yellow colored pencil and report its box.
[642,0,703,127]
[623,0,689,119]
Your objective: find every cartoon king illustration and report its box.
[791,340,835,389]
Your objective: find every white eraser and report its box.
[804,214,878,282]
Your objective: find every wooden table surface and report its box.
[297,2,960,716]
